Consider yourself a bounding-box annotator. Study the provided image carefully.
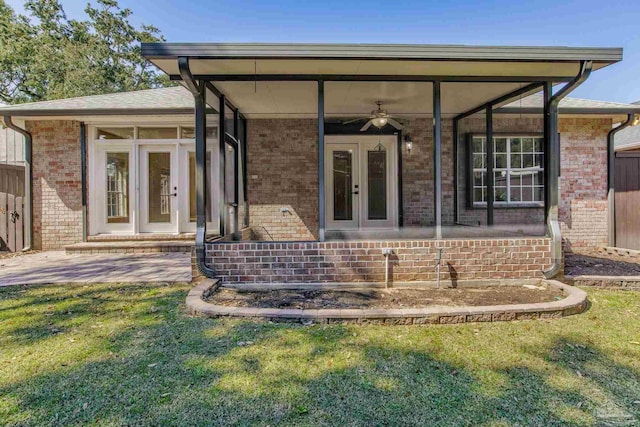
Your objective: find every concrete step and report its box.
[87,233,195,242]
[66,240,194,254]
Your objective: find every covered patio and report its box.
[141,43,622,283]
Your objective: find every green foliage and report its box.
[0,0,172,104]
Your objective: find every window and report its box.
[97,127,134,140]
[471,135,544,206]
[138,127,177,139]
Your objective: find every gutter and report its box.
[542,61,592,279]
[2,116,33,251]
[607,113,635,247]
[178,57,217,278]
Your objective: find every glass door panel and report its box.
[139,146,176,233]
[105,152,130,224]
[333,151,353,221]
[325,142,359,230]
[367,150,387,220]
[148,152,172,223]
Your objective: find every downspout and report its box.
[542,60,592,279]
[178,57,217,278]
[607,113,635,247]
[3,116,32,252]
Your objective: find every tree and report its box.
[0,0,171,104]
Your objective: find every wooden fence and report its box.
[0,163,25,252]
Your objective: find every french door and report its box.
[325,135,397,231]
[139,145,177,233]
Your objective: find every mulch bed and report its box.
[565,250,640,276]
[206,283,564,310]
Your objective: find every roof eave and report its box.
[0,108,195,117]
[141,43,623,63]
[495,107,640,115]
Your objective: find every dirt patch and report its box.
[565,250,640,276]
[205,283,564,310]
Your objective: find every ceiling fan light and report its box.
[371,117,388,128]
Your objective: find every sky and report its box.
[7,0,640,103]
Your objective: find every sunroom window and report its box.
[471,135,544,206]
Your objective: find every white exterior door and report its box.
[139,145,178,233]
[325,135,397,231]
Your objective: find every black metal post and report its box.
[433,81,442,239]
[80,122,87,241]
[543,82,553,225]
[232,107,240,238]
[241,117,249,228]
[486,106,494,226]
[452,118,458,224]
[219,96,227,236]
[195,82,208,237]
[318,80,325,241]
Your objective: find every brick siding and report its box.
[246,119,318,241]
[27,120,83,250]
[558,118,611,249]
[206,238,552,283]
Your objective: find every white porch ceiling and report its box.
[211,81,537,119]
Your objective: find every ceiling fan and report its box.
[343,101,405,132]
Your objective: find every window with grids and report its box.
[471,135,544,206]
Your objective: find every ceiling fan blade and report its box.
[387,118,404,130]
[360,120,373,132]
[343,118,366,125]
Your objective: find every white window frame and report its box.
[471,134,544,208]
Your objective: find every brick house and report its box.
[1,43,640,284]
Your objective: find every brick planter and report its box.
[186,279,588,324]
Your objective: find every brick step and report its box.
[87,233,195,242]
[66,240,194,254]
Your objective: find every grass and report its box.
[0,283,638,426]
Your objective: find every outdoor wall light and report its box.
[404,134,413,154]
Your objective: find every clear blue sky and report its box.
[8,0,640,103]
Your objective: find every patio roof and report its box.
[140,42,623,119]
[1,86,638,119]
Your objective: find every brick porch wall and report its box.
[207,238,552,283]
[27,120,83,250]
[246,119,318,241]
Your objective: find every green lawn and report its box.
[0,283,638,426]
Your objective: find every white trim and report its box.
[324,135,398,231]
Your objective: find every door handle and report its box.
[352,191,359,195]
[161,193,177,197]
[9,211,19,223]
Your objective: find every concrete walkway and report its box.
[0,251,192,286]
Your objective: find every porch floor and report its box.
[325,224,546,241]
